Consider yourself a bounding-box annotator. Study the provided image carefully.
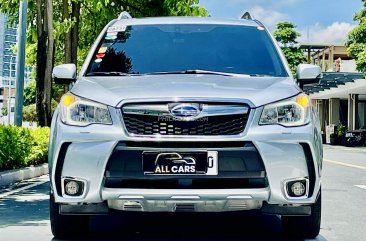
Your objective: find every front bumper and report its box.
[49,106,322,212]
[105,187,268,212]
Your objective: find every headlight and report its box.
[259,94,310,127]
[60,94,112,126]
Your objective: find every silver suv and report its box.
[49,12,323,239]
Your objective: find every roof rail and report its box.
[254,19,265,27]
[118,11,132,20]
[241,12,252,20]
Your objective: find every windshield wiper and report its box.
[144,70,249,77]
[249,74,276,77]
[86,72,138,76]
[86,70,251,77]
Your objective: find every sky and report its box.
[199,0,364,44]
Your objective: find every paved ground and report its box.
[0,145,365,241]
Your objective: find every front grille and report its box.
[123,112,249,136]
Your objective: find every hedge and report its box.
[0,125,50,172]
[27,127,51,166]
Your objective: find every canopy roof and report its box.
[305,72,366,100]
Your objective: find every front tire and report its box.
[282,191,321,239]
[49,194,89,239]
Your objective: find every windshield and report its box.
[86,24,288,77]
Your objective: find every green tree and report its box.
[347,1,366,72]
[23,100,58,123]
[24,80,36,106]
[24,80,64,106]
[23,104,37,122]
[273,22,307,75]
[1,107,7,117]
[164,0,209,16]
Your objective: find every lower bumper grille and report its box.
[175,203,195,212]
[104,142,267,189]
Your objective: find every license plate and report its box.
[143,151,218,175]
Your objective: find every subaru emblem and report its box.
[170,104,200,118]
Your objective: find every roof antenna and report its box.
[118,11,132,20]
[241,12,252,20]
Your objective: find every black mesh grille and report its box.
[123,113,249,136]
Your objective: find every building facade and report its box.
[301,43,366,139]
[0,12,17,115]
[0,12,32,123]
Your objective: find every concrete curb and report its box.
[0,164,48,188]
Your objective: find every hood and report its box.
[71,75,301,107]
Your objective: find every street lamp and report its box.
[8,56,16,125]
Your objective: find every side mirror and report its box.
[52,64,76,85]
[296,64,322,88]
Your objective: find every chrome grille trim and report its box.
[122,103,249,120]
[123,104,169,116]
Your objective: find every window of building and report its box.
[5,35,16,42]
[3,56,11,62]
[2,70,10,77]
[4,49,13,56]
[5,28,17,35]
[4,42,12,49]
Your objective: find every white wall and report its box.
[341,60,357,72]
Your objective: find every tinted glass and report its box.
[86,24,287,77]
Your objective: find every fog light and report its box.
[285,179,308,198]
[291,182,306,196]
[65,181,79,195]
[62,178,85,197]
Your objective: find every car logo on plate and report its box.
[170,104,200,118]
[154,153,196,174]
